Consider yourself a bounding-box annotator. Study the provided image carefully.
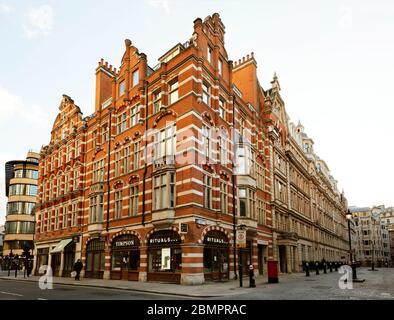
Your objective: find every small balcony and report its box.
[88,223,103,236]
[153,155,175,171]
[89,182,104,194]
[238,217,258,230]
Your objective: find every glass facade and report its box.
[9,184,38,196]
[7,201,36,215]
[4,221,35,234]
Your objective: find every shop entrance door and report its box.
[51,253,61,277]
[279,245,287,273]
[121,253,129,280]
[211,248,229,281]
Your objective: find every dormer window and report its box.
[132,70,139,87]
[119,80,125,96]
[208,46,212,64]
[218,58,223,76]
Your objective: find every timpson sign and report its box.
[115,240,136,247]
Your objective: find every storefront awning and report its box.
[51,238,73,253]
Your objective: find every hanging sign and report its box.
[236,229,246,248]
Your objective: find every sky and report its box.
[0,0,393,225]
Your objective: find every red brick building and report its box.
[33,14,274,284]
[33,13,348,284]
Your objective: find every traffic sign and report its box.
[236,229,246,248]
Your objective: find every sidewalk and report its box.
[0,271,288,298]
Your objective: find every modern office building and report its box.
[33,13,350,284]
[0,224,4,256]
[3,151,39,256]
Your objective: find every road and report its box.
[0,267,393,300]
[215,267,394,300]
[0,278,192,300]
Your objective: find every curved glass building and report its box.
[3,151,39,256]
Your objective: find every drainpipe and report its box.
[232,95,237,280]
[106,75,116,232]
[105,106,112,232]
[142,80,149,226]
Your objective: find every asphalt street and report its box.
[218,267,394,300]
[0,278,193,300]
[0,267,393,300]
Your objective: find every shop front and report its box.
[203,230,229,281]
[111,234,140,281]
[85,238,105,279]
[147,230,182,283]
[63,241,76,277]
[50,238,75,277]
[35,248,49,274]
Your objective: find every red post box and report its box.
[267,260,279,283]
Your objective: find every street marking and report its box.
[37,298,48,300]
[0,291,23,297]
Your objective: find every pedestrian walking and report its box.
[73,259,83,280]
[14,255,19,278]
[26,259,33,277]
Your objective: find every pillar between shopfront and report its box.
[58,252,65,277]
[139,245,148,282]
[180,244,204,285]
[80,250,86,278]
[103,249,111,280]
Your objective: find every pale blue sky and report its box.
[1,0,393,224]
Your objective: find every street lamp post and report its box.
[346,210,357,280]
[346,210,365,282]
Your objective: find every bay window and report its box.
[89,195,103,223]
[238,187,256,219]
[153,172,176,210]
[153,124,176,161]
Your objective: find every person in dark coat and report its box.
[73,259,83,280]
[26,259,33,277]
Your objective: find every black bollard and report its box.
[329,262,333,272]
[334,262,338,272]
[305,262,310,277]
[249,264,256,288]
[315,262,319,275]
[323,263,327,274]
